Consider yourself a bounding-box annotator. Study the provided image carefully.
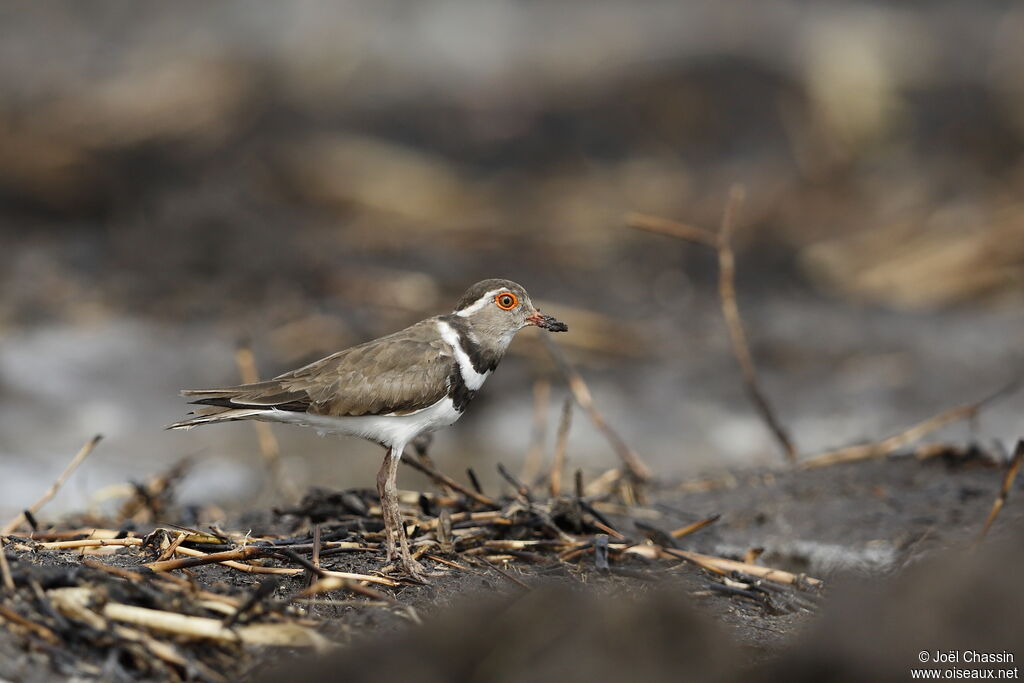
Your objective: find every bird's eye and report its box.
[495,293,518,310]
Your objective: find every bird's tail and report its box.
[165,406,267,430]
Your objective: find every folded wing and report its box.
[170,320,454,428]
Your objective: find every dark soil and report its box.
[1,450,1019,682]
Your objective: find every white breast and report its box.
[253,397,462,449]
[435,320,491,390]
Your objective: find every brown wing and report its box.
[181,319,455,417]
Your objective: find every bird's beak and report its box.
[526,310,568,332]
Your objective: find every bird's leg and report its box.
[388,446,427,579]
[378,445,428,581]
[376,449,397,564]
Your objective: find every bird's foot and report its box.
[399,555,431,584]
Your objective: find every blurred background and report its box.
[1,0,1023,517]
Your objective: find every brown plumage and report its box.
[169,278,567,581]
[172,319,455,426]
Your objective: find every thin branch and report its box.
[549,398,573,497]
[401,454,497,507]
[800,381,1019,469]
[96,601,329,649]
[979,439,1024,540]
[2,435,103,535]
[716,186,798,462]
[519,378,551,483]
[627,187,798,464]
[540,335,652,482]
[0,603,60,644]
[670,514,721,540]
[664,547,822,588]
[626,212,719,247]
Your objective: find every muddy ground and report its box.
[1,450,1020,682]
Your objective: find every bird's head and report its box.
[452,279,567,346]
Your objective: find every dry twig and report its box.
[801,382,1019,469]
[626,212,718,247]
[664,548,822,588]
[715,187,799,463]
[402,454,496,507]
[0,603,60,644]
[2,435,103,535]
[670,514,721,540]
[540,335,652,482]
[627,187,798,463]
[520,378,551,483]
[549,398,573,496]
[49,587,330,649]
[979,439,1024,540]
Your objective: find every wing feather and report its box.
[181,319,455,417]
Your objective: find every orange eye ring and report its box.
[495,292,519,310]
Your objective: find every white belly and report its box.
[253,397,462,449]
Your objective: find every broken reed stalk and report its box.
[39,535,395,585]
[146,546,270,572]
[40,537,144,550]
[626,187,798,464]
[520,378,551,483]
[1,435,103,535]
[82,559,245,610]
[539,334,652,482]
[979,439,1024,540]
[47,588,329,649]
[800,381,1020,469]
[549,398,573,496]
[670,514,721,540]
[152,545,398,585]
[155,532,187,563]
[663,548,822,588]
[235,345,300,502]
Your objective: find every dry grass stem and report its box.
[716,186,799,463]
[2,435,103,535]
[670,514,721,540]
[979,439,1024,540]
[626,212,719,247]
[39,537,144,550]
[96,599,330,648]
[520,378,551,483]
[235,345,300,502]
[540,334,652,482]
[0,603,60,645]
[801,382,1018,469]
[401,452,497,506]
[627,187,798,463]
[664,548,822,588]
[549,398,573,496]
[155,532,187,563]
